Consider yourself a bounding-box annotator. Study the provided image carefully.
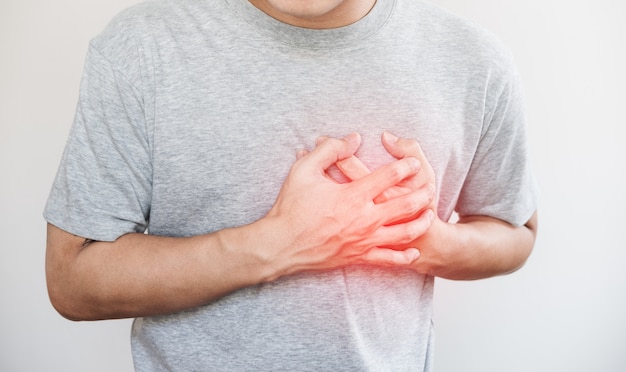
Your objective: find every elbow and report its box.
[47,292,81,322]
[47,288,108,322]
[521,211,539,264]
[46,265,126,321]
[47,280,118,321]
[46,264,103,321]
[507,244,533,275]
[45,223,101,321]
[46,278,88,321]
[505,211,539,275]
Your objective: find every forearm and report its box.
[46,223,274,321]
[417,211,538,280]
[46,135,438,321]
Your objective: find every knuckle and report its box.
[407,195,425,213]
[324,137,342,149]
[403,192,428,215]
[422,183,434,199]
[427,184,438,203]
[384,162,409,182]
[405,219,428,242]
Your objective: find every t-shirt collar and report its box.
[223,0,396,49]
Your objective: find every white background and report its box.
[1,0,624,371]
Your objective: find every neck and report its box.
[248,0,377,29]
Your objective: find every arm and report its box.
[336,132,538,280]
[409,211,537,280]
[46,133,435,321]
[46,223,271,321]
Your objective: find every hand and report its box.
[332,132,448,276]
[334,132,539,279]
[335,131,437,207]
[261,133,436,279]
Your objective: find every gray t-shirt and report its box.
[44,0,539,370]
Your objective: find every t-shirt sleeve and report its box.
[44,42,152,242]
[455,64,539,227]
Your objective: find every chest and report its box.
[146,43,486,235]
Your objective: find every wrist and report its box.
[417,215,533,280]
[413,217,457,277]
[214,217,288,286]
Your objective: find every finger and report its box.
[296,149,309,160]
[366,209,434,247]
[374,181,429,205]
[302,133,361,172]
[336,155,371,181]
[360,247,420,266]
[382,131,436,192]
[315,136,329,146]
[382,131,426,160]
[353,156,421,200]
[376,183,436,226]
[309,138,349,183]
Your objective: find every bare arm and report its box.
[46,133,435,321]
[410,211,537,280]
[336,132,538,280]
[45,223,278,321]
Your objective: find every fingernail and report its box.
[315,136,327,146]
[383,131,399,143]
[344,132,361,145]
[296,149,307,159]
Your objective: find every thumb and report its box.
[303,133,362,172]
[381,131,426,160]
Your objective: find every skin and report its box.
[47,132,537,321]
[248,0,376,28]
[47,133,436,320]
[333,132,538,280]
[46,0,538,321]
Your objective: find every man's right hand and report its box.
[46,132,435,321]
[250,132,436,280]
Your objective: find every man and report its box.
[45,0,539,370]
